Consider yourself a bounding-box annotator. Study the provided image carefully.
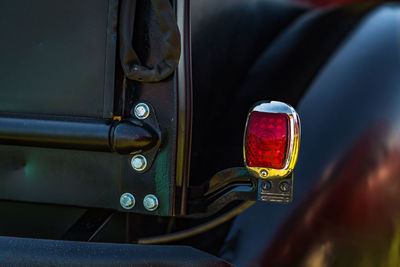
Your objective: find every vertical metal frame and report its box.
[174,0,193,215]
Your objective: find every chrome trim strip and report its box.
[174,0,193,214]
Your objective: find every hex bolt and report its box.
[120,193,135,209]
[134,103,150,120]
[143,194,159,211]
[279,181,291,192]
[261,180,272,191]
[260,169,268,178]
[131,154,147,171]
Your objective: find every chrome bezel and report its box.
[243,101,301,179]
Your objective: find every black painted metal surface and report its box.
[0,0,183,216]
[118,0,180,216]
[0,0,117,118]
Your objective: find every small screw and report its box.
[120,193,135,209]
[134,103,150,120]
[143,194,159,211]
[261,180,272,190]
[260,169,268,178]
[279,182,291,192]
[131,154,147,171]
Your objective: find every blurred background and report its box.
[189,0,400,266]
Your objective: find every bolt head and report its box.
[260,169,268,178]
[131,154,147,171]
[261,180,272,190]
[120,193,135,209]
[134,103,150,120]
[143,194,159,211]
[279,182,290,192]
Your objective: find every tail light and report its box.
[244,101,301,179]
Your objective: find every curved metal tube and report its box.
[0,115,160,154]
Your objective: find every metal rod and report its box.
[0,114,159,154]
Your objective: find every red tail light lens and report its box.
[245,112,289,169]
[243,101,300,179]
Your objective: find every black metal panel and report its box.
[0,146,121,209]
[0,0,117,118]
[118,0,183,216]
[0,0,185,218]
[121,81,177,216]
[0,144,163,215]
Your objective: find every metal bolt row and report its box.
[120,193,159,211]
[121,103,156,212]
[131,104,149,172]
[260,180,291,192]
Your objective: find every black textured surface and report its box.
[119,0,180,82]
[0,236,232,266]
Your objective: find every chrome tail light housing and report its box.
[244,101,301,179]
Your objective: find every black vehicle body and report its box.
[0,0,400,266]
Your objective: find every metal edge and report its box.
[174,0,193,215]
[103,0,119,118]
